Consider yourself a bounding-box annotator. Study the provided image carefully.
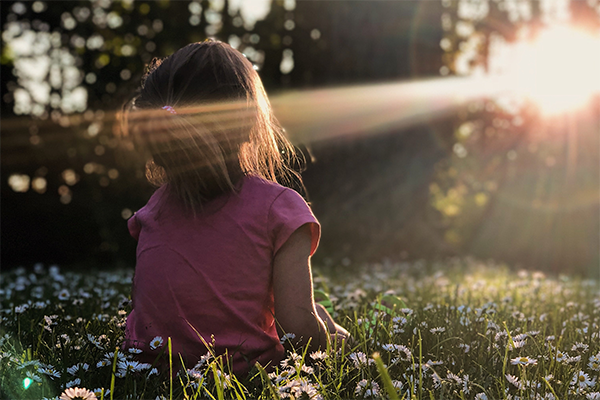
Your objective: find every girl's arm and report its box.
[273,224,332,352]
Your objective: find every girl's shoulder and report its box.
[242,174,289,196]
[240,174,309,211]
[242,174,312,214]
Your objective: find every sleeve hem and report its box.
[268,188,321,257]
[127,214,141,241]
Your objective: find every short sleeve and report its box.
[268,188,320,256]
[127,213,141,241]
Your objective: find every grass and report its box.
[0,258,599,399]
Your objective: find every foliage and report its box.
[432,0,600,274]
[2,259,599,399]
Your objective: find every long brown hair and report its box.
[121,40,303,212]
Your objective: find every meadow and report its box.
[1,259,599,400]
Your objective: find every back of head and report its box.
[122,40,301,212]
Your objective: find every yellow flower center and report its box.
[520,357,528,363]
[579,375,585,382]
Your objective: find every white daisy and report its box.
[59,387,97,400]
[572,342,589,352]
[290,378,319,399]
[554,350,568,362]
[38,365,61,379]
[431,371,442,389]
[309,350,327,361]
[381,344,396,352]
[397,345,412,361]
[128,347,142,354]
[187,369,203,380]
[391,380,403,390]
[149,336,164,350]
[57,289,70,301]
[510,356,537,366]
[508,339,526,350]
[215,370,231,389]
[506,374,523,390]
[355,379,379,397]
[117,360,145,375]
[571,371,596,390]
[280,353,301,368]
[65,378,81,388]
[67,363,89,375]
[92,389,108,399]
[301,364,314,375]
[566,355,582,364]
[26,371,42,383]
[425,359,443,367]
[463,374,470,394]
[348,352,374,368]
[447,372,462,384]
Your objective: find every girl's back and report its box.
[124,174,319,374]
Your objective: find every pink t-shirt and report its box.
[123,175,320,375]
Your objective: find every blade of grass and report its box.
[211,363,225,400]
[168,336,173,400]
[502,322,511,400]
[418,329,423,399]
[110,348,118,400]
[231,374,247,400]
[373,352,399,400]
[541,376,560,400]
[256,362,280,400]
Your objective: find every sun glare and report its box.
[493,25,600,116]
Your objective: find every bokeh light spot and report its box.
[108,169,119,179]
[284,20,295,31]
[280,49,294,74]
[32,177,47,194]
[8,174,30,193]
[32,2,46,13]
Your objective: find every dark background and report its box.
[2,1,599,277]
[0,0,444,268]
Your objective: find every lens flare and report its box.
[23,377,32,389]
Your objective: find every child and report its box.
[121,40,349,376]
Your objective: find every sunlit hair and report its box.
[121,40,303,212]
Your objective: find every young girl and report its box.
[121,40,349,376]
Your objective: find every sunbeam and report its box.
[3,75,506,150]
